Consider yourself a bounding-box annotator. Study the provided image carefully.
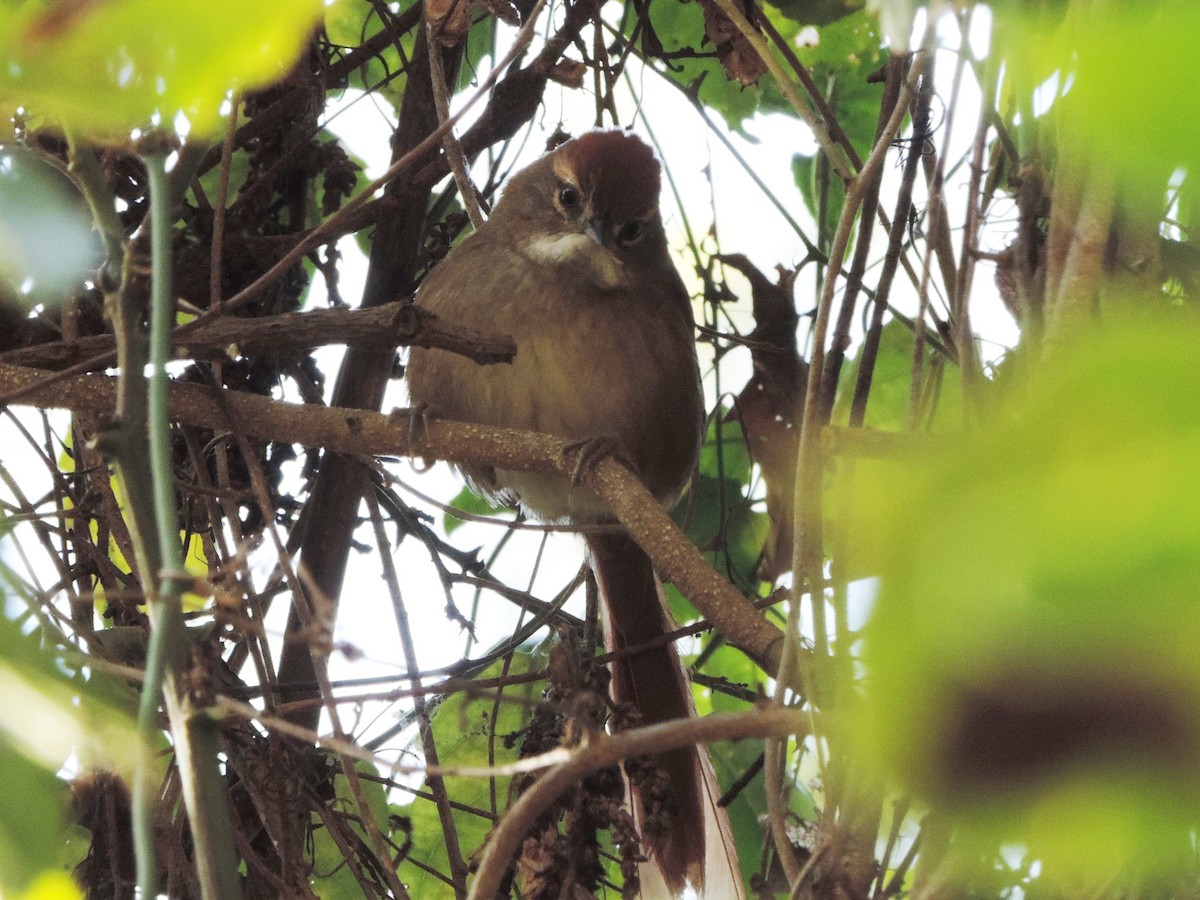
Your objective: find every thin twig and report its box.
[425,17,485,229]
[209,92,239,311]
[215,693,573,776]
[64,129,125,282]
[368,492,468,896]
[850,58,933,427]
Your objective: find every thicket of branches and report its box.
[1,0,1197,897]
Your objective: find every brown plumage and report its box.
[406,130,723,893]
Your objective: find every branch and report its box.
[0,303,516,371]
[468,706,807,900]
[0,362,789,679]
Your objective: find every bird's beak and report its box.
[583,218,606,246]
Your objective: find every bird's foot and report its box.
[563,436,632,485]
[394,403,436,472]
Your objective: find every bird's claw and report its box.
[564,436,630,485]
[394,403,436,472]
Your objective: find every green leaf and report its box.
[397,652,542,893]
[326,1,415,113]
[311,759,395,899]
[792,6,882,73]
[789,9,886,227]
[458,15,498,95]
[792,151,820,226]
[193,143,252,213]
[444,486,510,535]
[832,317,962,431]
[697,415,754,482]
[0,0,324,137]
[671,417,768,614]
[698,643,817,891]
[766,0,864,26]
[706,735,765,888]
[639,0,762,131]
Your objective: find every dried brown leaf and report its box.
[696,0,767,86]
[549,59,588,90]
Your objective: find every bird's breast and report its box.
[407,236,701,522]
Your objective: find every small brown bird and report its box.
[407,130,733,893]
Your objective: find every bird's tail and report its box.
[586,532,743,897]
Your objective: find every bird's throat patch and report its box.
[523,232,626,289]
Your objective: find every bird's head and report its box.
[495,130,670,289]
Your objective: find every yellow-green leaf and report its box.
[13,870,83,900]
[0,0,324,138]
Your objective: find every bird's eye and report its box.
[617,221,642,245]
[558,185,580,209]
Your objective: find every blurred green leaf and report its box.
[0,599,141,894]
[0,740,73,894]
[993,1,1200,201]
[0,619,142,780]
[10,870,83,900]
[0,0,324,137]
[849,315,1200,889]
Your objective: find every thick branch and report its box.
[0,303,516,371]
[0,362,787,678]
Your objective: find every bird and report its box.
[406,129,736,895]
